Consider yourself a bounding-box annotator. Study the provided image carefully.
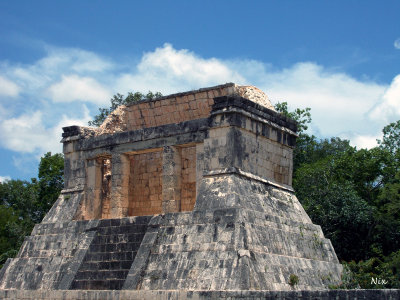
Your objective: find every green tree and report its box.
[276,101,400,287]
[88,91,162,127]
[37,152,64,222]
[294,157,374,261]
[0,152,64,267]
[0,179,39,224]
[378,120,400,155]
[274,102,315,170]
[374,170,400,256]
[0,180,37,267]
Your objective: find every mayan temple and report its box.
[0,83,357,299]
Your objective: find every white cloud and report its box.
[0,106,91,156]
[44,47,113,73]
[0,175,11,182]
[1,42,400,179]
[2,46,114,100]
[394,38,400,50]
[46,75,111,104]
[342,133,382,150]
[242,62,387,143]
[115,47,396,149]
[369,75,400,122]
[116,43,245,94]
[0,111,56,154]
[0,75,20,97]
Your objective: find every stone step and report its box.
[79,260,133,271]
[84,242,142,253]
[74,270,129,281]
[78,250,137,262]
[71,279,125,290]
[70,220,148,290]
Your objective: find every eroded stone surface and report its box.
[0,83,343,294]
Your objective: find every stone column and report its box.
[110,152,130,218]
[162,146,181,213]
[196,143,204,196]
[83,158,103,219]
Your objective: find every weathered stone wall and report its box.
[98,83,276,135]
[125,92,212,130]
[204,127,292,186]
[58,91,297,222]
[236,129,292,185]
[203,96,296,187]
[1,289,399,300]
[129,151,163,216]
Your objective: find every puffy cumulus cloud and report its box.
[0,176,11,182]
[369,75,400,122]
[245,62,387,144]
[0,106,91,156]
[395,38,400,50]
[46,75,112,105]
[0,111,58,154]
[116,43,245,94]
[2,46,114,100]
[0,111,49,152]
[1,42,400,178]
[0,75,20,97]
[117,48,396,149]
[340,133,383,150]
[0,45,115,177]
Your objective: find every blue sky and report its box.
[0,0,399,181]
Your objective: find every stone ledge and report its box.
[203,167,294,192]
[0,289,399,299]
[212,95,297,132]
[60,187,84,194]
[211,106,298,137]
[75,118,209,151]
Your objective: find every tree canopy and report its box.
[276,102,400,288]
[0,152,63,267]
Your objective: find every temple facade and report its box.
[0,83,343,293]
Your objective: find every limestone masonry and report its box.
[0,83,344,296]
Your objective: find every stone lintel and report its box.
[69,118,209,152]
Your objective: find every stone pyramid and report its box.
[0,83,342,294]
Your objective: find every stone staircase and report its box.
[70,216,151,290]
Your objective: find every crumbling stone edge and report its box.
[0,289,399,299]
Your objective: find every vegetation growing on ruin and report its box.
[288,274,299,287]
